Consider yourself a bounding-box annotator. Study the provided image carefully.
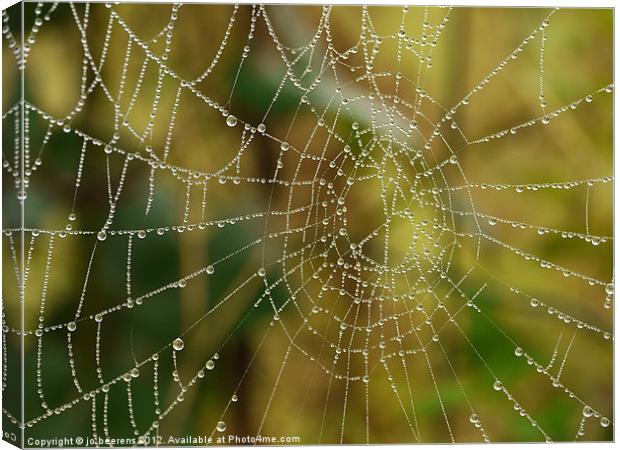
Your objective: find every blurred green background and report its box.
[2,3,613,445]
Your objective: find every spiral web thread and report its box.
[1,3,614,444]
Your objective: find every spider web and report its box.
[1,2,614,445]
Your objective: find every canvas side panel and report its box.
[3,1,24,448]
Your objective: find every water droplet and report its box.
[469,413,479,423]
[231,394,238,402]
[488,218,497,226]
[280,142,289,151]
[94,314,103,323]
[605,283,614,295]
[514,347,524,357]
[449,155,458,164]
[178,279,186,288]
[493,380,503,391]
[600,417,610,427]
[582,406,593,417]
[173,338,184,351]
[362,375,369,383]
[206,360,215,370]
[97,230,107,241]
[216,421,226,432]
[67,322,77,332]
[130,368,140,378]
[257,123,266,133]
[206,265,215,275]
[137,230,146,239]
[226,115,237,127]
[257,267,266,277]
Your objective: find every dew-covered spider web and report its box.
[1,3,614,446]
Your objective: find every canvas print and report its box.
[1,2,613,447]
